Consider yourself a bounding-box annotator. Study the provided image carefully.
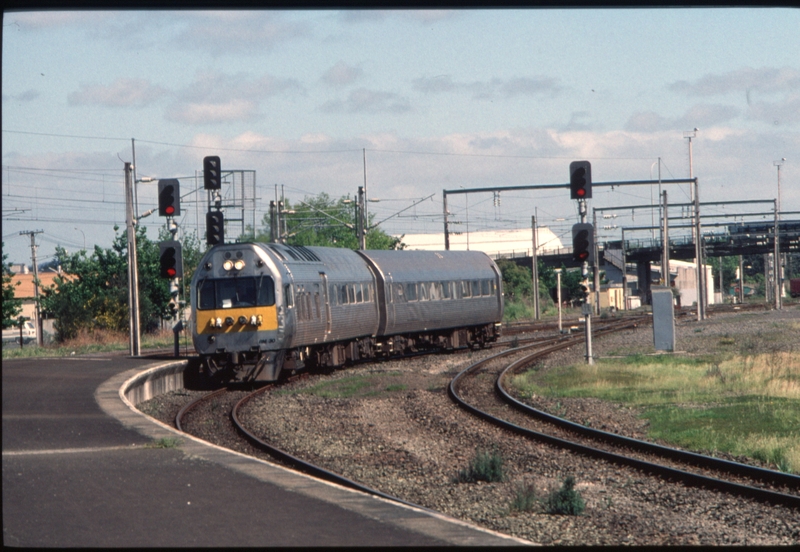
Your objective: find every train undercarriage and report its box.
[202,322,501,383]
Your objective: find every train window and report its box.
[364,283,372,303]
[395,283,405,303]
[441,281,451,299]
[430,282,441,301]
[356,283,363,303]
[329,284,337,306]
[481,279,490,296]
[461,281,471,298]
[198,276,276,310]
[257,274,276,305]
[472,280,481,297]
[198,279,216,310]
[314,285,321,318]
[406,283,418,301]
[419,282,428,301]
[284,284,293,308]
[348,284,356,304]
[489,280,497,295]
[337,284,347,305]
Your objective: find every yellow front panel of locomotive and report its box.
[196,305,278,334]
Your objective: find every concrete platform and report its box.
[3,356,530,547]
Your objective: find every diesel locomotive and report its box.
[190,242,504,382]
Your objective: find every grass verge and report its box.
[2,328,180,359]
[510,350,800,473]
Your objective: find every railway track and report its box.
[173,317,642,510]
[175,379,438,512]
[449,321,800,509]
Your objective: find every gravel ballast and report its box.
[140,307,800,546]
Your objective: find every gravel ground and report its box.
[139,306,800,546]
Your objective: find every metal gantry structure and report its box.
[442,173,796,323]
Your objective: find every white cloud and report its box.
[625,104,740,132]
[67,78,168,108]
[320,88,411,114]
[321,61,363,87]
[669,67,800,97]
[166,99,259,125]
[172,12,311,55]
[413,75,564,100]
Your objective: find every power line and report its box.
[2,129,130,142]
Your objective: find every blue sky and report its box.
[3,8,799,265]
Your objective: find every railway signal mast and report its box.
[157,179,184,338]
[204,156,225,246]
[570,161,594,365]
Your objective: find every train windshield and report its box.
[197,275,276,310]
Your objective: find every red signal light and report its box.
[165,205,175,215]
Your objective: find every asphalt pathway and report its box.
[2,355,527,547]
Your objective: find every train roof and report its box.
[357,249,497,281]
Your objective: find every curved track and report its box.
[448,323,800,509]
[175,380,435,513]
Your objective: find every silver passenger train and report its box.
[190,242,504,381]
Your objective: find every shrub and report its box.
[544,476,585,515]
[455,446,505,483]
[510,481,538,512]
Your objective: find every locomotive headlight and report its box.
[214,317,223,328]
[222,260,234,271]
[238,315,247,325]
[225,316,234,326]
[234,259,245,270]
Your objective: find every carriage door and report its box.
[319,272,332,336]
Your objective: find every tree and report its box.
[2,242,23,329]
[39,225,198,341]
[495,259,532,301]
[257,192,404,250]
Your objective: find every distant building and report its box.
[6,268,72,340]
[397,227,564,258]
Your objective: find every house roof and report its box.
[7,272,73,300]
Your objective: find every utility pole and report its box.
[556,269,563,333]
[362,149,368,238]
[358,186,366,250]
[661,190,670,290]
[774,158,786,302]
[774,200,781,310]
[531,215,540,320]
[694,176,706,320]
[20,230,44,346]
[685,129,705,320]
[592,207,600,315]
[125,162,141,357]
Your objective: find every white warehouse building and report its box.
[396,227,564,258]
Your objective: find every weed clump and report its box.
[455,446,505,483]
[510,481,538,512]
[544,476,585,515]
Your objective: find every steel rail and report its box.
[448,328,800,509]
[496,359,800,494]
[175,387,228,432]
[229,386,440,514]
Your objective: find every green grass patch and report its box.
[510,351,800,473]
[454,446,506,483]
[543,476,586,516]
[147,437,182,449]
[2,328,179,359]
